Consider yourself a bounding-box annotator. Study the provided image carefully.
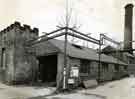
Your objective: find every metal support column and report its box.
[98,34,102,82]
[63,27,68,89]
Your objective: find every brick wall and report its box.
[0,21,39,84]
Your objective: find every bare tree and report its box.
[57,0,82,44]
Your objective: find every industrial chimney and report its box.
[124,4,134,54]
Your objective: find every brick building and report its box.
[0,22,128,89]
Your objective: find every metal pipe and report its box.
[100,34,120,45]
[67,32,100,45]
[44,27,66,36]
[29,32,66,45]
[28,27,66,43]
[101,48,135,54]
[98,43,101,81]
[98,34,102,82]
[68,27,99,42]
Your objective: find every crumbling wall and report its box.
[0,21,39,84]
[13,22,39,83]
[0,24,17,83]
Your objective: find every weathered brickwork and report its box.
[0,22,38,84]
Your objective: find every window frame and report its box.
[80,59,90,74]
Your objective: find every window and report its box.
[114,64,119,71]
[129,58,133,64]
[1,48,6,69]
[102,63,108,71]
[124,66,127,70]
[80,60,90,74]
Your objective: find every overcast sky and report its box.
[0,0,134,43]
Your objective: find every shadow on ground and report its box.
[25,92,106,99]
[82,93,106,99]
[26,96,69,99]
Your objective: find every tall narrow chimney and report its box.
[124,4,134,54]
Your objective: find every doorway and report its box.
[37,55,57,84]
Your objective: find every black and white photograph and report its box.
[0,0,134,99]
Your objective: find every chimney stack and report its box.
[124,4,134,54]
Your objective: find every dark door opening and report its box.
[37,55,57,83]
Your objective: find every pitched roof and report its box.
[48,39,127,65]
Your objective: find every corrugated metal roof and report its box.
[48,39,127,65]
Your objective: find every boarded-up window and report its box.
[1,48,6,69]
[80,60,90,74]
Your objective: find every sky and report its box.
[0,0,134,45]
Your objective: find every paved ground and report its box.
[44,77,135,99]
[78,77,135,99]
[1,77,135,99]
[0,83,55,99]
